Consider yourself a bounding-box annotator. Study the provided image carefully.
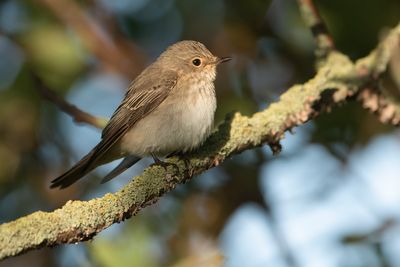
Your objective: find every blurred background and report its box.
[0,0,400,266]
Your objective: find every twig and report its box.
[32,72,107,129]
[356,24,400,125]
[0,22,399,259]
[297,0,335,59]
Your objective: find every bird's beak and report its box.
[216,56,232,64]
[210,56,232,65]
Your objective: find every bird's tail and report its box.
[51,147,141,189]
[100,155,141,184]
[50,149,99,189]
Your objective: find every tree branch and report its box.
[356,23,400,125]
[31,72,108,129]
[358,86,400,125]
[297,0,335,59]
[0,22,398,260]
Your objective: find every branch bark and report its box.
[356,28,400,125]
[297,0,335,59]
[0,22,398,260]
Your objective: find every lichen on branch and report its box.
[0,22,398,260]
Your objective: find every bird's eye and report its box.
[192,58,202,66]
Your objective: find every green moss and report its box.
[1,23,399,260]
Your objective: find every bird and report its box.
[50,40,231,189]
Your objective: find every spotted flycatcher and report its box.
[51,40,231,189]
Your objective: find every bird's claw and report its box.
[151,154,180,174]
[168,152,193,177]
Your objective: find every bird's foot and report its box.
[166,151,193,177]
[151,154,180,174]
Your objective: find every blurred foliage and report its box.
[317,0,400,58]
[21,25,86,90]
[0,0,399,267]
[90,220,158,267]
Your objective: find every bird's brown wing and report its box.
[98,69,178,162]
[50,68,178,188]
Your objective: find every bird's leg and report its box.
[150,153,179,173]
[151,153,163,164]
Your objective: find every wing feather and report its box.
[92,68,178,168]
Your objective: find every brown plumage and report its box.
[51,40,231,189]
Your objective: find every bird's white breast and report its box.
[121,77,217,157]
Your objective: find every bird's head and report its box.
[157,40,231,82]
